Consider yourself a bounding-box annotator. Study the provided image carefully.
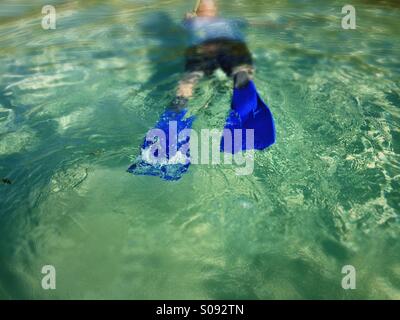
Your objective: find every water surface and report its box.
[0,0,399,299]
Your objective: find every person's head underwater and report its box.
[196,0,218,17]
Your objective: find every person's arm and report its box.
[243,16,293,29]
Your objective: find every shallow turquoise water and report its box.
[0,0,399,299]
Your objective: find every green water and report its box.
[0,0,399,299]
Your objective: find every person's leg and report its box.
[170,71,204,111]
[172,43,217,110]
[218,40,254,88]
[232,64,255,89]
[176,71,204,99]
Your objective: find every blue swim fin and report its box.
[128,108,195,181]
[221,80,276,153]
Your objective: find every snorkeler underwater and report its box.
[0,0,399,308]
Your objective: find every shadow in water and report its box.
[139,11,187,93]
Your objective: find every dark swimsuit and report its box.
[185,39,253,76]
[183,17,253,76]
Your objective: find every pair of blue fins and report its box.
[128,80,276,181]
